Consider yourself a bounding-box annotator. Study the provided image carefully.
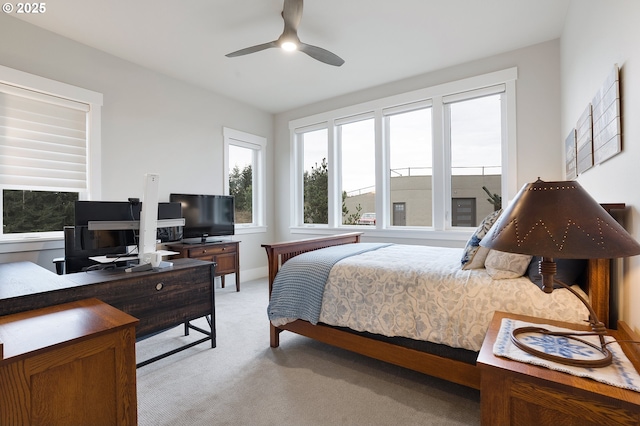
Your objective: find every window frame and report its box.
[289,68,518,241]
[0,65,103,249]
[223,127,267,234]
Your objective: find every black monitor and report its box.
[73,201,182,255]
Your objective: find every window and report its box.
[446,92,503,227]
[228,144,254,224]
[0,65,102,242]
[338,116,375,225]
[291,68,517,239]
[387,106,432,227]
[301,128,328,225]
[223,127,266,231]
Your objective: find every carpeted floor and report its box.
[136,278,480,425]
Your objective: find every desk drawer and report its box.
[186,243,235,258]
[93,264,214,337]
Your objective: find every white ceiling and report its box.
[12,0,571,114]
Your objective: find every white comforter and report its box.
[316,245,589,352]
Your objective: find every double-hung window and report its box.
[291,68,517,239]
[223,127,266,232]
[0,65,102,243]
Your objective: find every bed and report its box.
[262,232,613,390]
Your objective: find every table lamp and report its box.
[481,178,640,367]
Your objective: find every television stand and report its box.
[167,240,240,291]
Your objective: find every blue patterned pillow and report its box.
[461,209,502,270]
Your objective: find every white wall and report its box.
[561,0,640,331]
[0,14,275,279]
[273,40,563,247]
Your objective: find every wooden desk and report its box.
[478,312,640,425]
[167,241,240,291]
[0,259,216,366]
[0,298,138,425]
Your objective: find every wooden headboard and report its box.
[586,258,610,328]
[588,203,627,328]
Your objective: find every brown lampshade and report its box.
[480,179,640,259]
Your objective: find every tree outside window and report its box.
[228,145,253,224]
[2,190,77,234]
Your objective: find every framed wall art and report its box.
[576,103,593,175]
[565,128,577,180]
[592,64,621,165]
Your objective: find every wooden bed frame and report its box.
[262,232,613,390]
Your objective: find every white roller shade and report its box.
[0,83,89,191]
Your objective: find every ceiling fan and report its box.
[225,0,345,67]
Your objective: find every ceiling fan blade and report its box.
[299,43,345,67]
[225,41,278,58]
[282,0,303,31]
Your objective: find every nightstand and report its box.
[477,311,640,426]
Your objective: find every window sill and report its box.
[234,226,267,235]
[0,237,64,254]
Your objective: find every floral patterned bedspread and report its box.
[316,244,589,352]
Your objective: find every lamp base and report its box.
[511,326,613,368]
[508,272,614,368]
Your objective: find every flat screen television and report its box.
[170,193,235,243]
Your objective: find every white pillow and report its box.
[485,250,532,279]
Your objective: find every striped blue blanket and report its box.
[268,243,392,325]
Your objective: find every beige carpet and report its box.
[136,278,480,425]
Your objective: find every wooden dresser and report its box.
[168,241,240,291]
[0,298,138,425]
[478,311,640,426]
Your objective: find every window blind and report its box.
[0,83,89,191]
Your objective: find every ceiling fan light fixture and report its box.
[280,41,298,51]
